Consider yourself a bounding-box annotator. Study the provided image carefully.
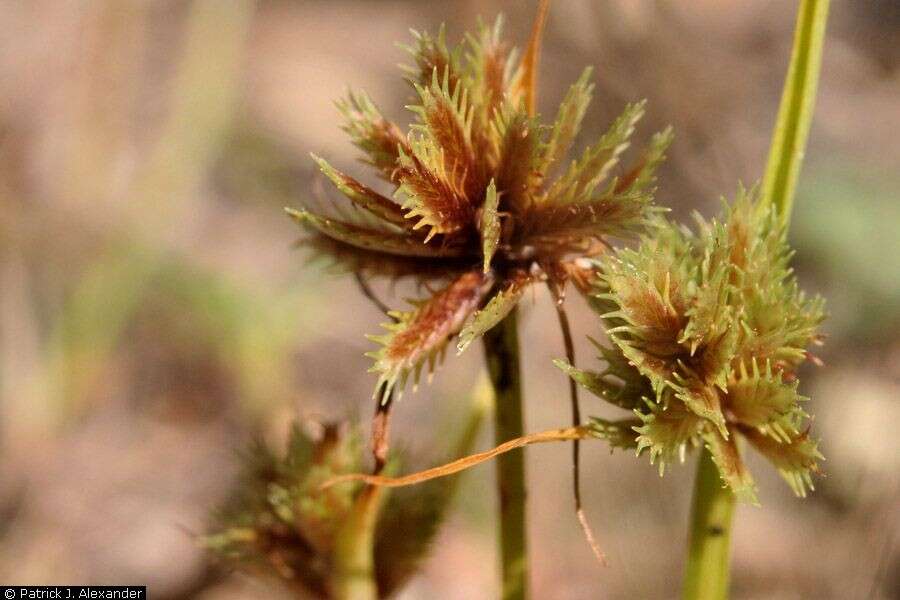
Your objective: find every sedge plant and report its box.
[339,187,828,593]
[288,3,671,597]
[329,2,831,598]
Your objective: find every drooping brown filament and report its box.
[550,283,607,566]
[322,425,590,489]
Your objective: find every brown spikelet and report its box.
[467,17,513,155]
[337,91,410,183]
[288,208,464,258]
[397,142,474,239]
[493,107,539,214]
[411,70,482,200]
[368,270,493,402]
[312,155,409,227]
[405,26,463,92]
[523,190,654,252]
[302,234,471,282]
[293,7,670,404]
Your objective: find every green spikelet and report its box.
[565,186,825,501]
[457,270,530,355]
[634,397,703,476]
[480,179,501,273]
[587,417,642,452]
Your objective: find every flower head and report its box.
[289,17,672,402]
[558,186,826,503]
[205,422,464,597]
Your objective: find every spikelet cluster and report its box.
[289,18,671,402]
[205,422,460,597]
[558,187,825,502]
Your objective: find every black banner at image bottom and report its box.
[0,588,146,600]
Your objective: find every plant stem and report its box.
[761,0,830,225]
[682,3,830,597]
[334,387,394,600]
[332,485,385,600]
[682,448,736,600]
[483,307,528,600]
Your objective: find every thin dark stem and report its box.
[355,271,397,471]
[556,307,581,487]
[549,288,605,564]
[354,271,392,318]
[482,308,528,600]
[548,288,582,507]
[371,384,394,473]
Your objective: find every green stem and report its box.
[332,485,385,600]
[331,379,490,600]
[482,308,528,600]
[683,4,830,597]
[682,448,736,600]
[761,0,830,225]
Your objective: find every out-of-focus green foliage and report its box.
[46,245,315,420]
[793,168,900,342]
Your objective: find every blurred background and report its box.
[1,1,898,598]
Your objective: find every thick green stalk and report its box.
[761,0,830,225]
[683,449,736,600]
[482,308,528,600]
[333,485,385,600]
[331,379,490,600]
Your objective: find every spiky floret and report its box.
[635,396,703,476]
[290,16,672,400]
[367,271,492,402]
[336,90,409,183]
[560,186,825,500]
[204,422,470,598]
[204,423,363,596]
